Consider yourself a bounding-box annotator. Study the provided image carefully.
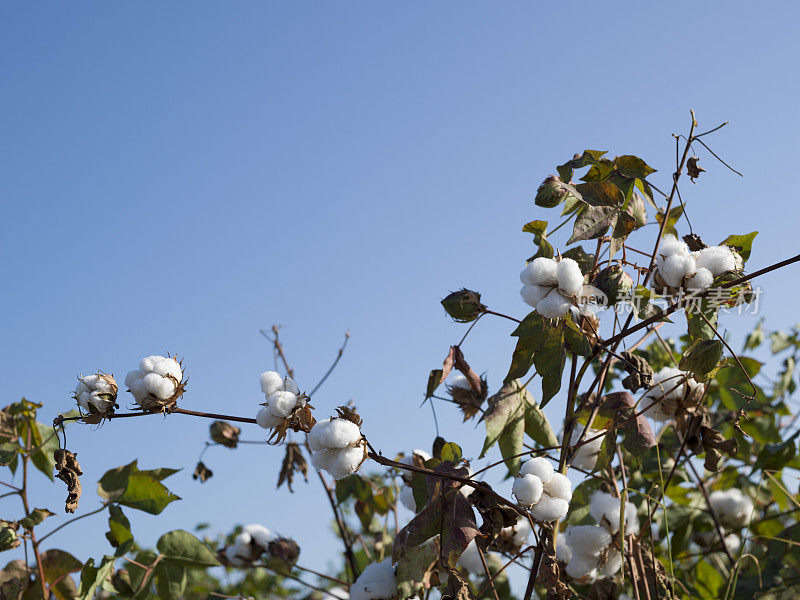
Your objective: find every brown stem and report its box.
[477,544,501,600]
[316,469,359,581]
[21,428,48,599]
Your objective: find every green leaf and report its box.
[679,340,724,382]
[720,231,757,262]
[155,561,186,600]
[523,392,559,448]
[19,508,55,530]
[686,300,719,342]
[425,369,443,400]
[563,319,591,357]
[534,327,566,407]
[609,210,637,257]
[106,504,133,555]
[480,382,526,476]
[567,205,618,244]
[614,155,656,179]
[505,311,550,383]
[156,530,220,568]
[97,461,180,515]
[557,150,608,183]
[574,182,624,207]
[655,206,683,237]
[76,556,115,600]
[693,560,725,600]
[439,442,462,464]
[522,220,554,260]
[41,549,82,588]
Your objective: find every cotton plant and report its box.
[652,234,743,293]
[124,354,186,412]
[309,416,368,480]
[349,558,397,600]
[641,366,703,421]
[73,372,118,419]
[520,256,586,319]
[512,457,572,522]
[256,370,305,429]
[223,524,275,567]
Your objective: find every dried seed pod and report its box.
[209,421,240,448]
[54,448,82,514]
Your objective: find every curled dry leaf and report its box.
[209,420,240,448]
[53,448,82,514]
[686,156,705,182]
[277,442,308,493]
[192,461,213,483]
[447,375,488,422]
[267,400,316,445]
[620,352,654,393]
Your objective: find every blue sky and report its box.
[1,0,799,586]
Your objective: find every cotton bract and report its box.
[642,367,702,421]
[74,372,118,417]
[514,457,571,522]
[520,257,586,319]
[309,418,367,480]
[124,355,185,412]
[256,371,305,429]
[349,558,397,600]
[708,488,754,529]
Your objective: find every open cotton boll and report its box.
[590,492,639,535]
[521,284,549,308]
[557,258,584,297]
[310,449,336,472]
[658,235,689,258]
[399,485,417,512]
[520,457,554,484]
[709,489,754,529]
[505,517,531,547]
[660,254,692,288]
[724,534,742,555]
[537,289,572,319]
[525,257,559,286]
[326,445,367,480]
[323,587,350,600]
[566,525,611,556]
[570,427,603,471]
[260,371,284,396]
[283,377,300,395]
[243,524,274,550]
[686,267,715,291]
[457,540,486,574]
[599,549,623,578]
[349,558,397,600]
[564,552,598,583]
[512,474,543,507]
[152,358,182,380]
[309,418,363,451]
[543,473,572,502]
[265,391,299,418]
[555,534,573,564]
[696,246,738,276]
[257,407,284,429]
[225,544,249,567]
[531,495,569,522]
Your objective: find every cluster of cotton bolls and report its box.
[256,371,304,429]
[520,257,586,319]
[73,372,117,416]
[556,491,639,584]
[224,524,275,567]
[642,367,702,422]
[512,457,572,522]
[349,558,397,600]
[652,235,742,293]
[309,417,367,480]
[124,355,185,412]
[569,425,605,471]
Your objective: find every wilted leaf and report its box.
[687,157,705,183]
[620,351,654,393]
[395,539,439,598]
[277,442,308,492]
[54,448,83,514]
[19,508,55,530]
[480,382,526,476]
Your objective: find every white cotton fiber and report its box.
[555,534,573,564]
[520,284,548,308]
[266,391,299,418]
[457,540,485,574]
[512,474,543,507]
[243,524,274,550]
[544,472,572,502]
[599,549,623,577]
[570,427,603,471]
[283,377,300,395]
[696,246,738,276]
[260,371,284,396]
[310,418,362,451]
[526,257,559,286]
[326,446,366,480]
[399,485,417,512]
[311,448,336,472]
[590,491,639,535]
[686,267,714,291]
[709,489,754,529]
[566,525,611,556]
[256,406,283,430]
[503,517,531,547]
[658,235,689,258]
[349,558,397,600]
[564,552,598,582]
[448,373,471,390]
[660,254,691,287]
[520,457,554,483]
[225,544,249,567]
[309,418,366,480]
[557,258,584,297]
[530,495,569,522]
[537,289,571,319]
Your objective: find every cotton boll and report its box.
[696,246,738,276]
[77,396,91,412]
[509,517,531,547]
[257,407,284,430]
[590,492,638,535]
[564,552,598,583]
[724,534,741,555]
[544,473,572,502]
[243,524,274,550]
[555,534,573,564]
[155,377,177,400]
[457,540,485,574]
[570,427,603,471]
[521,284,549,308]
[225,544,249,567]
[537,289,572,319]
[531,495,569,522]
[349,558,397,600]
[512,474,543,507]
[686,267,714,291]
[566,526,611,556]
[310,418,362,450]
[520,457,554,484]
[139,355,158,373]
[266,391,298,418]
[599,549,623,578]
[709,489,754,529]
[283,377,300,395]
[399,485,417,512]
[88,394,111,411]
[658,235,689,258]
[153,357,182,380]
[660,254,691,287]
[526,257,559,286]
[398,449,432,466]
[326,445,367,480]
[260,371,284,396]
[124,370,140,389]
[557,258,584,297]
[310,449,336,472]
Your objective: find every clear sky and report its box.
[2,0,799,585]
